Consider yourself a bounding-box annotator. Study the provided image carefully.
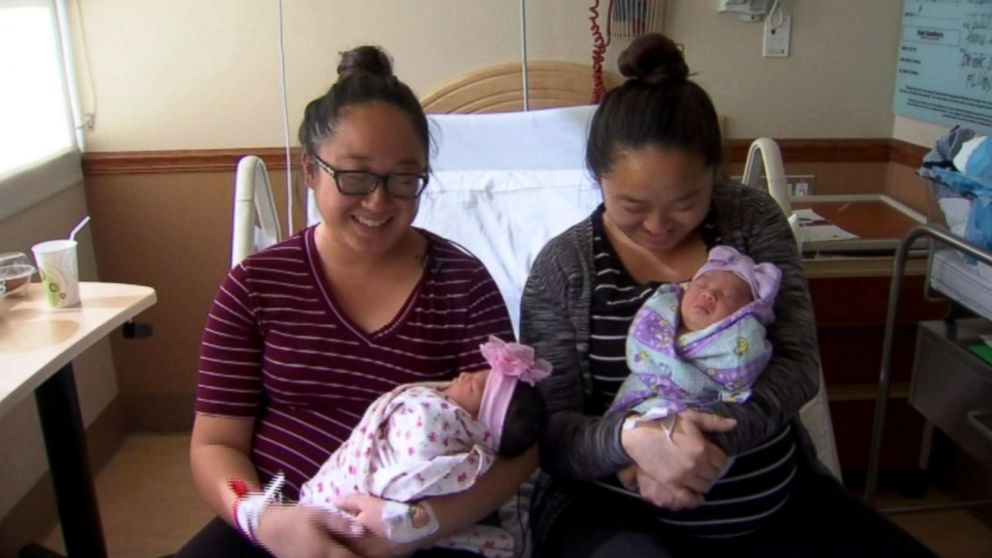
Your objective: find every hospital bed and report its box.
[230,62,841,486]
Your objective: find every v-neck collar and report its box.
[303,226,428,345]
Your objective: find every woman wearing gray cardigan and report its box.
[520,33,934,558]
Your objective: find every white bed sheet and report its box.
[415,169,601,335]
[930,249,992,321]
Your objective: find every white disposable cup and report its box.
[31,239,80,308]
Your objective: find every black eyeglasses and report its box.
[311,153,429,199]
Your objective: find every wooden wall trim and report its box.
[82,147,299,175]
[889,139,929,169]
[725,138,895,164]
[81,138,928,176]
[80,139,892,176]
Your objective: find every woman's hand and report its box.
[631,466,704,511]
[335,493,390,539]
[255,504,364,558]
[618,463,701,510]
[621,410,736,500]
[617,464,638,490]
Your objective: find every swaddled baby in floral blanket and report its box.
[299,336,549,558]
[610,245,782,426]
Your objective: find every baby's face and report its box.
[680,270,753,331]
[444,369,490,418]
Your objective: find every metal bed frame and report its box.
[865,223,992,512]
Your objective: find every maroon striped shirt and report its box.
[196,226,514,497]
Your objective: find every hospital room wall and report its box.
[0,184,128,548]
[0,167,300,548]
[71,0,912,151]
[0,2,944,545]
[80,168,303,430]
[65,0,938,428]
[0,0,947,545]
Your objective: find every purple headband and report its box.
[692,245,782,324]
[477,336,551,449]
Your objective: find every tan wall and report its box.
[0,0,945,544]
[66,0,931,431]
[82,167,298,430]
[892,116,955,148]
[63,0,944,426]
[73,0,906,151]
[80,154,909,434]
[0,184,123,523]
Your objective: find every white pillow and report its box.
[428,106,597,171]
[938,197,971,237]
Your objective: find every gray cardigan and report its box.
[520,182,822,481]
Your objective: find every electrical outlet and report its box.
[763,13,791,57]
[786,175,815,197]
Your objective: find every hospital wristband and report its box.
[622,413,677,440]
[230,472,285,543]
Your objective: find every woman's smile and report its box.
[353,214,391,228]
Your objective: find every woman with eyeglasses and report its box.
[178,46,535,558]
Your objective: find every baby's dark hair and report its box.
[297,45,430,165]
[498,382,547,457]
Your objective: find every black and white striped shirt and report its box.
[587,208,796,537]
[521,183,821,546]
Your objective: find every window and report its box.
[0,0,81,222]
[0,1,75,177]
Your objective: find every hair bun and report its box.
[617,33,689,85]
[337,45,394,80]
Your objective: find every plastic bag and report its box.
[921,129,992,251]
[966,195,992,252]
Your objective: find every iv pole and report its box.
[519,0,529,111]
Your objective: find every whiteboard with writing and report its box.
[893,0,992,134]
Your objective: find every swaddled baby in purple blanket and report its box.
[610,245,782,428]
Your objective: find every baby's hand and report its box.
[334,494,388,538]
[335,495,438,544]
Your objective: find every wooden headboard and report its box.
[421,61,623,114]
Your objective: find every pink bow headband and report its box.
[477,336,552,448]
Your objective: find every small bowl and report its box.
[0,264,36,299]
[0,252,31,268]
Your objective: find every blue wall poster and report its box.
[893,0,992,134]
